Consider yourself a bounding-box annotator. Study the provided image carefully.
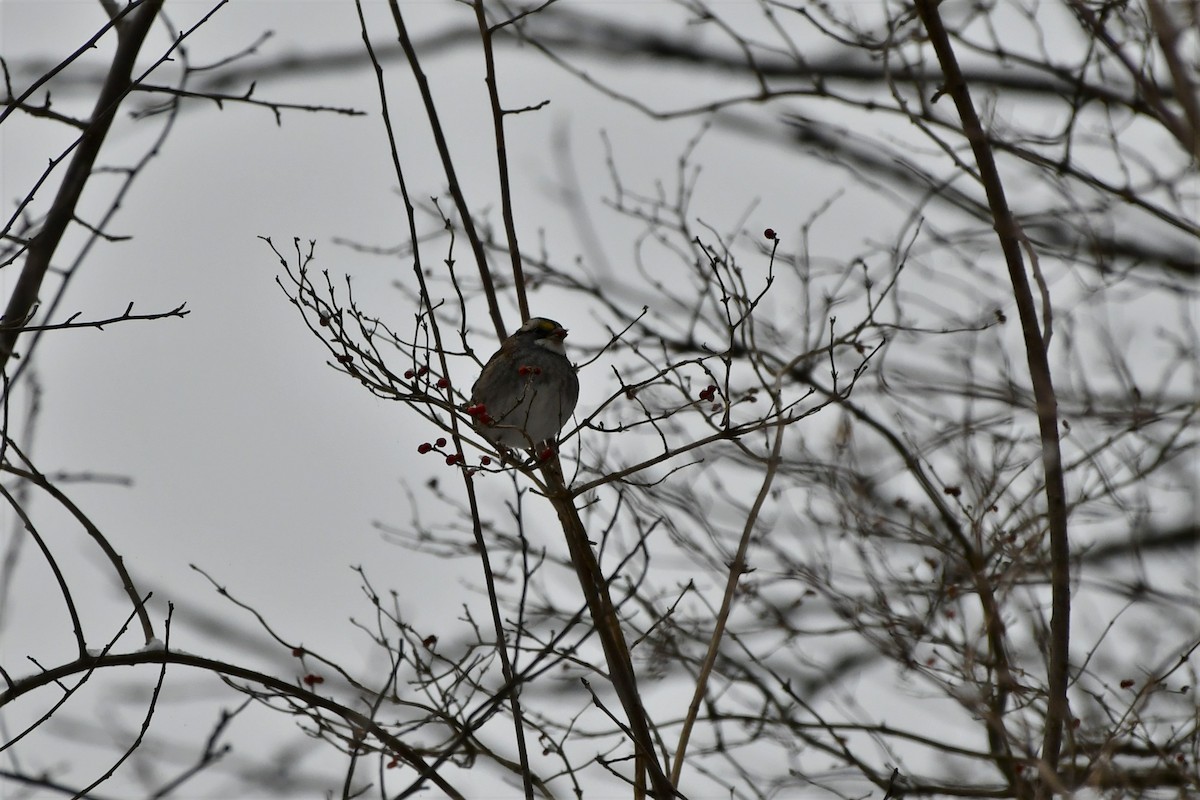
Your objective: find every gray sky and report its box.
[1,1,1195,797]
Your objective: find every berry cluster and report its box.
[465,403,494,425]
[415,436,494,469]
[402,365,452,389]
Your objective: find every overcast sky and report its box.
[2,0,871,658]
[3,3,839,794]
[1,2,1195,798]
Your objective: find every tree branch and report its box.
[913,4,1073,796]
[0,0,164,370]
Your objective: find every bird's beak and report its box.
[553,326,568,339]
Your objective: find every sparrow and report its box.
[468,317,579,449]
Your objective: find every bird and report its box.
[468,317,579,450]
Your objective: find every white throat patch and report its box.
[537,337,566,356]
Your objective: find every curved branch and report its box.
[0,648,467,800]
[0,482,86,658]
[1,459,154,644]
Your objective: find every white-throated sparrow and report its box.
[468,317,579,449]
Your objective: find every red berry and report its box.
[480,456,491,466]
[404,369,415,379]
[538,447,554,462]
[764,228,776,240]
[417,442,432,454]
[435,437,447,447]
[318,316,330,327]
[291,647,305,658]
[445,454,460,466]
[436,377,450,388]
[302,674,324,686]
[416,366,429,376]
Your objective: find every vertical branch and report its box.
[355,4,533,795]
[913,3,1072,793]
[473,1,530,323]
[549,465,675,799]
[1146,0,1200,157]
[386,0,508,341]
[0,0,164,372]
